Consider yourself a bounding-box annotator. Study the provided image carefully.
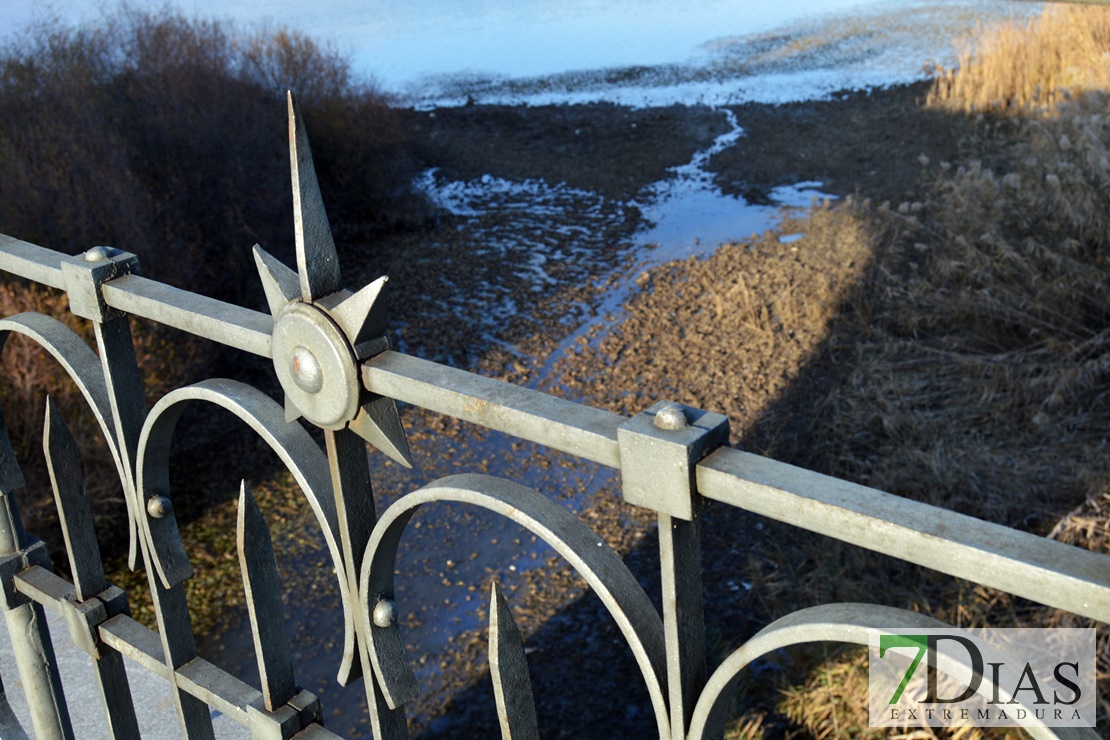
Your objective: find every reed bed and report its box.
[751,7,1110,735]
[928,4,1110,114]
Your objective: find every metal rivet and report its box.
[372,599,398,628]
[147,495,172,519]
[84,246,110,262]
[289,345,323,393]
[654,404,688,430]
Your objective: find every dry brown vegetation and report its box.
[753,6,1110,735]
[548,5,1110,736]
[0,6,415,302]
[928,4,1110,114]
[0,6,422,583]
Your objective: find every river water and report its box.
[5,0,1032,104]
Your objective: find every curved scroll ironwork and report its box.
[688,602,1095,740]
[0,313,138,563]
[358,473,671,738]
[134,377,361,684]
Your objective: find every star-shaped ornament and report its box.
[254,92,412,468]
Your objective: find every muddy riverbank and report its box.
[198,79,974,736]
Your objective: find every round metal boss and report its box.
[289,345,323,393]
[271,302,359,429]
[372,599,398,628]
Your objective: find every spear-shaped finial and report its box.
[288,90,341,302]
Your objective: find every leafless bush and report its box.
[0,5,419,561]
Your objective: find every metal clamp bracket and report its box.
[245,688,322,739]
[70,584,131,659]
[60,592,108,658]
[0,538,52,610]
[10,565,131,659]
[61,247,141,322]
[618,401,730,520]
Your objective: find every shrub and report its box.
[0,5,420,562]
[0,5,416,303]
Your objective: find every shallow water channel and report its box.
[197,106,829,734]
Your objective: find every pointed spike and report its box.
[288,91,341,302]
[284,396,303,424]
[0,401,26,494]
[330,276,390,350]
[44,398,107,600]
[44,409,140,734]
[489,582,539,740]
[349,396,413,469]
[237,481,297,711]
[253,244,300,316]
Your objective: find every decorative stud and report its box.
[147,496,172,519]
[289,346,323,394]
[372,598,398,628]
[654,405,688,431]
[618,401,729,520]
[84,246,110,262]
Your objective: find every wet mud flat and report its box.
[199,80,968,736]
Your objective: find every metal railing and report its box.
[0,93,1106,739]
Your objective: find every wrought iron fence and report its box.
[0,93,1106,739]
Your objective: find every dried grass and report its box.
[601,11,1110,732]
[757,17,1110,734]
[0,5,413,303]
[553,201,877,441]
[815,92,1110,526]
[928,4,1110,114]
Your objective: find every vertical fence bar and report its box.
[488,581,539,739]
[44,399,141,738]
[92,318,215,740]
[236,482,296,711]
[659,514,707,740]
[325,429,408,739]
[0,404,73,739]
[91,319,146,572]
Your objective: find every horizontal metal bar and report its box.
[0,235,66,290]
[101,275,273,358]
[696,448,1110,623]
[13,566,73,615]
[101,617,317,735]
[99,615,171,679]
[0,234,272,355]
[293,725,345,739]
[175,657,263,722]
[362,351,625,467]
[101,615,275,728]
[16,571,269,721]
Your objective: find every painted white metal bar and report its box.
[696,447,1110,623]
[0,236,65,290]
[101,276,273,357]
[362,351,624,467]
